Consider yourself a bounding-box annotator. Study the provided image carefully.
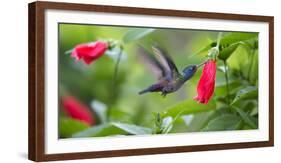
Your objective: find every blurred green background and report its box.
[59,23,259,138]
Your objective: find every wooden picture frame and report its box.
[28,1,274,161]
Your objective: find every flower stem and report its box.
[111,47,123,104]
[113,49,122,84]
[215,32,230,104]
[223,60,230,104]
[107,48,123,120]
[208,32,223,60]
[216,32,223,49]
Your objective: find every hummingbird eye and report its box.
[183,65,196,74]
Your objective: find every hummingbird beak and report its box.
[197,60,208,68]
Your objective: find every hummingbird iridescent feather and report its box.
[138,45,198,97]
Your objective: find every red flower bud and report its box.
[194,60,216,104]
[62,96,94,125]
[71,41,108,65]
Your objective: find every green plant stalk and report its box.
[109,47,123,108]
[223,60,230,105]
[216,32,223,49]
[113,48,122,85]
[161,110,184,134]
[215,32,230,105]
[208,32,222,59]
[153,113,162,134]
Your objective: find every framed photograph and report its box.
[28,1,274,161]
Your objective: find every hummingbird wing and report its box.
[137,45,166,79]
[151,46,180,81]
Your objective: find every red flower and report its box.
[62,96,94,125]
[71,41,108,65]
[194,60,216,104]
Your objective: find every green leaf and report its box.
[186,111,214,132]
[59,117,89,138]
[112,122,152,135]
[234,107,258,129]
[226,45,254,80]
[215,78,242,97]
[218,43,240,60]
[194,42,215,55]
[72,122,152,137]
[240,38,258,53]
[162,99,216,118]
[217,33,257,61]
[231,86,258,105]
[108,109,134,123]
[161,116,173,134]
[249,50,258,84]
[202,114,242,131]
[91,100,108,123]
[123,28,155,43]
[169,117,189,133]
[194,32,257,57]
[220,33,258,45]
[250,106,258,116]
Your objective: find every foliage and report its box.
[163,99,216,117]
[123,28,155,43]
[59,117,90,138]
[73,122,152,137]
[58,23,259,138]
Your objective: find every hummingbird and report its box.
[138,45,204,97]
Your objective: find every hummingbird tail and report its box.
[138,84,163,95]
[138,89,150,95]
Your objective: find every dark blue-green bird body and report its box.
[138,45,198,97]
